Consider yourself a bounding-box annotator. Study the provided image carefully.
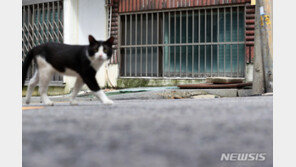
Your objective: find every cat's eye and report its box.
[103,48,108,53]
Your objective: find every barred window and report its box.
[22,1,64,83]
[119,6,246,78]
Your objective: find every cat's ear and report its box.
[106,36,114,46]
[88,35,96,45]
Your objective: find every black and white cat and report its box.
[22,35,114,105]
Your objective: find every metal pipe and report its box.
[230,8,233,77]
[192,10,195,77]
[168,12,171,77]
[125,15,127,76]
[146,13,148,76]
[140,14,143,76]
[130,14,132,76]
[157,12,159,77]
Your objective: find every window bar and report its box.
[186,10,188,77]
[204,9,207,76]
[180,11,182,77]
[198,9,201,76]
[146,13,148,76]
[224,8,226,76]
[151,14,154,76]
[52,2,57,81]
[217,8,220,76]
[60,1,64,37]
[39,3,41,43]
[57,2,60,40]
[42,3,45,42]
[52,2,56,42]
[135,14,137,76]
[56,2,63,81]
[237,6,240,77]
[174,11,177,76]
[58,1,61,40]
[26,6,28,48]
[47,3,50,42]
[34,4,40,74]
[230,7,233,77]
[168,12,171,77]
[211,8,213,77]
[31,6,35,76]
[34,4,37,45]
[32,5,35,47]
[157,12,159,77]
[140,14,143,76]
[125,15,127,76]
[192,10,194,77]
[130,14,132,77]
[37,4,40,45]
[26,6,29,50]
[36,4,39,74]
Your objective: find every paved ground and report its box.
[23,95,273,167]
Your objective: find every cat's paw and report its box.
[25,99,30,104]
[44,101,54,106]
[102,99,114,105]
[70,100,79,106]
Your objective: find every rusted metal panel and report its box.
[246,30,255,35]
[207,0,211,6]
[246,36,254,41]
[246,41,255,45]
[250,46,254,62]
[246,46,250,63]
[135,0,138,10]
[119,0,249,12]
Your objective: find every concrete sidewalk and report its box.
[22,88,254,104]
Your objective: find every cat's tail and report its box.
[22,49,35,87]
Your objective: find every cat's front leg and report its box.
[94,90,114,104]
[81,71,114,105]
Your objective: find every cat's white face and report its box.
[94,46,108,61]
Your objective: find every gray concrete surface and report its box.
[23,95,273,167]
[23,88,253,104]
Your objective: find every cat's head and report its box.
[87,35,114,61]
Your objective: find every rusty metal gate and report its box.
[22,0,64,84]
[119,5,246,78]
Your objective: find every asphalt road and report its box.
[23,96,273,167]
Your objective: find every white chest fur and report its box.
[91,60,104,71]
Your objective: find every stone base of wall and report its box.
[22,85,67,97]
[117,78,206,88]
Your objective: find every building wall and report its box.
[63,0,119,93]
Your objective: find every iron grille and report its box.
[119,5,246,78]
[22,0,64,84]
